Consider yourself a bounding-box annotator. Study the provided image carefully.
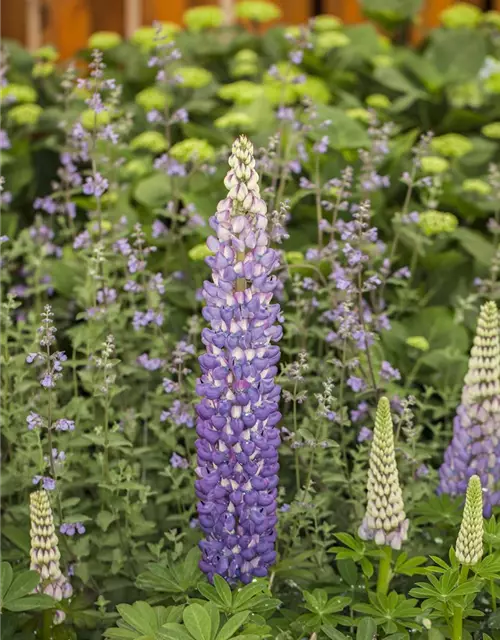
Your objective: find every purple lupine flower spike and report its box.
[438,301,500,516]
[195,135,282,584]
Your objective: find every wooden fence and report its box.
[1,0,500,59]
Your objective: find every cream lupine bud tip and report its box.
[358,397,409,550]
[30,490,72,602]
[463,301,500,404]
[455,475,484,566]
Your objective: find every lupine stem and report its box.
[451,565,469,640]
[376,546,392,596]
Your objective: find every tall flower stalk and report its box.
[438,301,500,515]
[195,135,282,583]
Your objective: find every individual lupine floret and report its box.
[438,301,500,516]
[30,490,73,606]
[195,135,282,583]
[358,397,409,550]
[455,475,484,566]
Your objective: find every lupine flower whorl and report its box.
[195,135,282,584]
[455,475,484,566]
[358,397,409,550]
[30,490,73,601]
[438,301,500,516]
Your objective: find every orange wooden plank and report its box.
[45,0,91,59]
[323,0,364,24]
[143,0,187,24]
[1,0,27,46]
[274,0,309,25]
[89,0,124,33]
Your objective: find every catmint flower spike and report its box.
[358,397,409,550]
[455,475,483,566]
[30,490,73,607]
[195,135,282,583]
[438,301,500,516]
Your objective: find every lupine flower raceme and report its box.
[358,396,409,550]
[30,490,72,622]
[195,135,282,583]
[455,475,484,566]
[438,301,500,516]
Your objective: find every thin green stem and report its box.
[451,565,469,640]
[376,546,392,596]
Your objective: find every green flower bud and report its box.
[420,156,450,175]
[236,1,282,23]
[373,55,394,68]
[183,6,223,32]
[263,83,296,106]
[441,3,482,29]
[315,30,350,55]
[462,178,492,196]
[481,122,500,139]
[406,336,430,352]
[455,475,483,566]
[1,84,37,104]
[294,76,330,104]
[485,73,500,94]
[8,103,43,126]
[80,109,111,130]
[366,93,391,109]
[346,107,371,123]
[135,87,171,112]
[131,24,178,51]
[378,35,392,51]
[312,15,343,31]
[285,251,304,264]
[189,243,213,261]
[215,111,255,131]
[418,210,458,236]
[447,82,483,109]
[218,81,263,104]
[284,26,301,40]
[231,63,259,79]
[234,49,259,65]
[130,131,168,153]
[122,158,152,178]
[176,66,213,90]
[463,301,500,403]
[34,45,58,62]
[32,62,55,78]
[87,31,122,50]
[170,138,215,164]
[431,133,473,158]
[359,397,408,550]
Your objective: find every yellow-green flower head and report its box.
[176,66,213,90]
[294,76,330,104]
[378,35,392,51]
[236,1,282,23]
[315,30,350,55]
[231,64,259,79]
[406,336,430,352]
[463,301,500,403]
[482,122,500,139]
[130,131,168,153]
[215,111,255,131]
[358,397,409,550]
[483,11,500,29]
[218,81,263,104]
[462,178,492,196]
[122,158,152,178]
[455,475,484,566]
[135,86,171,112]
[170,138,215,164]
[346,108,371,123]
[80,108,111,130]
[312,14,343,32]
[189,243,213,261]
[34,45,58,62]
[32,62,55,78]
[485,72,500,94]
[131,24,178,51]
[420,156,450,175]
[263,83,296,106]
[284,26,302,40]
[372,55,394,68]
[184,6,223,31]
[418,210,458,236]
[447,82,483,110]
[441,3,482,29]
[1,84,37,104]
[234,49,259,65]
[8,103,43,126]
[285,251,304,264]
[87,31,122,50]
[30,490,73,601]
[430,133,473,158]
[366,93,391,110]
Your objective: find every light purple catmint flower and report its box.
[195,136,282,584]
[54,418,75,432]
[438,302,500,516]
[163,378,179,394]
[357,426,373,443]
[33,476,56,491]
[152,220,168,238]
[289,50,303,65]
[347,376,366,393]
[313,136,329,155]
[27,412,44,430]
[82,173,108,198]
[379,361,401,382]
[0,129,11,149]
[351,401,369,423]
[137,353,165,371]
[416,464,429,478]
[73,230,91,250]
[161,400,194,428]
[170,453,189,469]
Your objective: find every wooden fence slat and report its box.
[89,0,124,34]
[45,0,91,59]
[143,0,187,25]
[124,0,142,36]
[276,0,310,25]
[1,0,27,46]
[26,0,42,51]
[323,0,364,24]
